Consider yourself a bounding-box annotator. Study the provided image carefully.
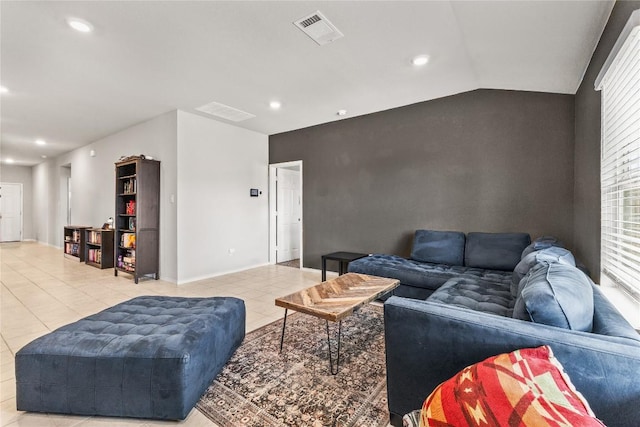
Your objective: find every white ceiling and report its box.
[0,1,614,166]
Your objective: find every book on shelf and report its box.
[121,233,136,248]
[88,249,102,264]
[122,249,135,258]
[125,200,136,215]
[117,255,135,271]
[123,178,137,194]
[66,242,79,256]
[88,230,102,244]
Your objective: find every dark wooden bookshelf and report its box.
[85,228,114,269]
[114,156,160,283]
[63,225,90,261]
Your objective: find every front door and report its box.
[0,183,23,242]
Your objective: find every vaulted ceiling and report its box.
[0,1,614,166]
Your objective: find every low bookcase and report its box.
[85,228,114,269]
[63,226,90,262]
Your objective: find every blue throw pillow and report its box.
[410,230,465,266]
[511,247,576,296]
[465,232,531,271]
[513,262,594,332]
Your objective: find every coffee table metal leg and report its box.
[325,320,342,375]
[279,309,288,352]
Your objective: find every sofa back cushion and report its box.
[521,235,565,258]
[465,232,531,271]
[513,262,594,332]
[410,230,465,266]
[511,247,576,296]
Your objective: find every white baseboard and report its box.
[176,262,271,285]
[301,266,338,279]
[36,240,61,249]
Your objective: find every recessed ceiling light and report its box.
[6,158,15,164]
[337,109,347,116]
[67,17,94,33]
[35,139,46,146]
[269,101,282,110]
[41,155,47,159]
[412,55,430,66]
[0,86,8,94]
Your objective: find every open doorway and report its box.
[269,161,303,268]
[60,165,72,225]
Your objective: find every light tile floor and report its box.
[0,242,332,427]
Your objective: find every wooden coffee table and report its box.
[275,272,399,374]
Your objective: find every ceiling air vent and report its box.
[195,101,256,122]
[294,11,344,46]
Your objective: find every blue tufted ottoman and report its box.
[15,296,245,420]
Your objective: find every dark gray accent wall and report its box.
[270,89,575,270]
[574,1,640,282]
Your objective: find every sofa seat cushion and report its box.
[513,263,594,331]
[410,230,465,266]
[465,232,531,271]
[419,346,605,427]
[16,296,246,420]
[428,276,514,317]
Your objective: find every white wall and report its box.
[34,111,179,281]
[0,165,34,240]
[29,109,270,284]
[176,110,269,283]
[32,161,59,245]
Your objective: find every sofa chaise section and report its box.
[347,254,471,299]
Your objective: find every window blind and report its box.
[600,23,640,298]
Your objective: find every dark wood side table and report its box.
[321,251,368,281]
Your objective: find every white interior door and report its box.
[276,168,301,262]
[269,161,303,265]
[0,183,23,242]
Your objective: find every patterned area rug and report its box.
[196,304,389,427]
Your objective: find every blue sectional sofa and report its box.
[350,230,640,427]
